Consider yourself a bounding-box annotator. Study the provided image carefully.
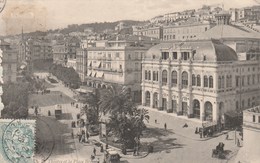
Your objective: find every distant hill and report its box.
[56,20,147,34]
[3,20,148,38]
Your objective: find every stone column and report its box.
[213,101,218,122]
[150,91,153,108]
[167,63,172,112]
[200,100,205,122]
[177,63,182,115]
[0,49,4,117]
[158,64,163,110]
[141,88,145,106]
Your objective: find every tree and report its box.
[82,89,101,125]
[49,64,80,89]
[1,82,30,119]
[100,86,149,148]
[99,85,134,115]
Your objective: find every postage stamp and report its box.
[0,0,6,13]
[0,119,36,163]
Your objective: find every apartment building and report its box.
[53,37,80,66]
[0,40,17,83]
[86,35,159,103]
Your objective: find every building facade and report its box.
[0,40,17,83]
[241,106,260,162]
[53,37,80,66]
[133,26,163,39]
[86,35,159,103]
[162,21,215,41]
[76,48,88,82]
[141,40,241,123]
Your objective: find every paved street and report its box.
[31,73,242,163]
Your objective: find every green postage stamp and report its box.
[0,119,36,163]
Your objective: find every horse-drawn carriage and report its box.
[212,142,225,159]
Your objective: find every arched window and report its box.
[218,76,221,89]
[148,71,151,80]
[204,76,208,87]
[193,99,200,119]
[226,75,229,88]
[156,71,159,81]
[192,74,196,86]
[145,91,150,106]
[197,75,201,86]
[171,71,177,86]
[204,101,213,121]
[145,70,148,80]
[209,76,213,88]
[162,70,168,85]
[221,76,225,88]
[153,71,156,81]
[182,71,188,87]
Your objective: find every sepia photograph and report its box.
[0,0,260,162]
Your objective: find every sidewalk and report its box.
[142,106,229,141]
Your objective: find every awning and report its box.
[225,111,242,118]
[96,71,104,78]
[98,62,101,68]
[76,86,95,94]
[202,121,217,128]
[95,61,101,68]
[76,88,88,93]
[87,71,92,77]
[88,61,92,67]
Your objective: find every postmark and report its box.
[0,119,36,163]
[0,0,6,13]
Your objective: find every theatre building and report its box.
[141,39,260,124]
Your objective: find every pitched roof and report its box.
[198,25,260,39]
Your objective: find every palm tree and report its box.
[99,85,134,115]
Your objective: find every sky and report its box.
[0,0,258,35]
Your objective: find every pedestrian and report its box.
[237,139,240,147]
[226,133,229,140]
[90,155,95,160]
[86,132,89,140]
[93,147,96,156]
[34,107,38,116]
[195,127,198,134]
[100,145,104,152]
[106,143,109,149]
[81,130,85,143]
[133,148,136,156]
[60,93,62,98]
[183,123,188,128]
[155,119,157,124]
[164,123,167,130]
[78,131,82,143]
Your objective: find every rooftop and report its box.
[245,106,260,114]
[145,39,238,62]
[198,24,260,39]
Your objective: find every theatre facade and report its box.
[141,39,260,124]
